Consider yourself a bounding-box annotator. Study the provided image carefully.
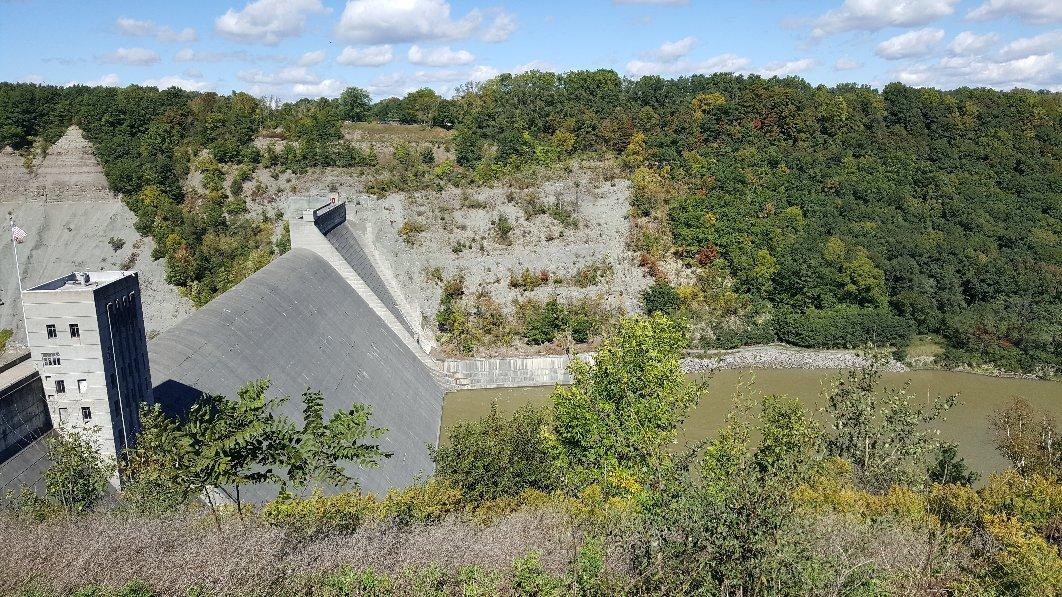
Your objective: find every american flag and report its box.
[11,224,26,244]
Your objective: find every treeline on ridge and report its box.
[0,72,1059,371]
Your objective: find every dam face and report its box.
[148,247,445,498]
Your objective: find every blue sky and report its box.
[1,0,1059,99]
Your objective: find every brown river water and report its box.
[442,369,1061,477]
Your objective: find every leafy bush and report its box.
[641,280,680,317]
[432,404,557,503]
[775,305,914,349]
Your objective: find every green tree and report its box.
[822,353,955,492]
[550,314,699,491]
[641,280,680,317]
[338,87,372,122]
[431,404,557,503]
[280,389,390,495]
[120,405,200,515]
[40,428,113,515]
[990,398,1060,480]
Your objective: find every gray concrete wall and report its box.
[0,354,49,464]
[444,355,587,390]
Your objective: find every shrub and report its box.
[108,237,125,252]
[432,404,557,503]
[775,305,914,349]
[642,280,680,317]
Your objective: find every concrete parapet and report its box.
[444,354,589,390]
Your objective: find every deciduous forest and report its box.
[1,71,1058,372]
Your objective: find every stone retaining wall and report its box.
[444,355,584,389]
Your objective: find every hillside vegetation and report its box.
[0,74,1058,371]
[4,315,1061,595]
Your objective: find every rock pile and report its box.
[682,344,909,373]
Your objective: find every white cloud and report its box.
[173,48,287,63]
[481,10,517,42]
[116,17,197,43]
[293,79,346,97]
[237,66,319,85]
[367,65,497,97]
[835,57,862,70]
[67,73,121,87]
[335,0,481,44]
[613,0,688,4]
[19,74,45,84]
[811,0,958,38]
[298,50,326,66]
[875,28,945,59]
[216,0,329,45]
[757,58,815,77]
[967,0,1062,24]
[336,45,395,66]
[408,45,475,67]
[894,51,1061,90]
[948,31,1000,55]
[651,36,697,61]
[998,30,1062,60]
[143,75,214,92]
[626,53,749,77]
[98,47,160,66]
[468,65,500,81]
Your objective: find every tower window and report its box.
[42,353,61,367]
[46,324,56,339]
[55,380,66,394]
[58,407,68,423]
[69,323,80,339]
[81,407,92,421]
[77,379,88,393]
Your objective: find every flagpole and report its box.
[10,219,28,343]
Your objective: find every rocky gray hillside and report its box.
[0,127,192,342]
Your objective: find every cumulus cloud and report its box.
[998,30,1062,60]
[335,0,482,44]
[408,45,475,67]
[894,51,1061,90]
[875,28,945,59]
[116,17,197,42]
[98,47,160,66]
[216,0,329,45]
[627,52,749,77]
[237,66,319,85]
[143,75,214,92]
[482,10,517,42]
[967,0,1062,24]
[948,31,1000,55]
[336,45,395,66]
[67,73,121,87]
[651,36,697,61]
[293,79,346,97]
[757,58,815,77]
[811,0,958,38]
[367,65,497,97]
[835,57,862,70]
[298,50,326,66]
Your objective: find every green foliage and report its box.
[550,314,698,491]
[280,389,390,495]
[775,305,914,349]
[822,353,956,493]
[26,428,113,517]
[990,398,1060,480]
[928,442,980,486]
[338,87,372,122]
[634,394,841,595]
[432,404,557,503]
[641,280,680,317]
[0,328,12,352]
[448,73,1062,373]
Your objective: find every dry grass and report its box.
[0,506,606,595]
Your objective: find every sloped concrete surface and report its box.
[148,248,445,499]
[326,222,415,338]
